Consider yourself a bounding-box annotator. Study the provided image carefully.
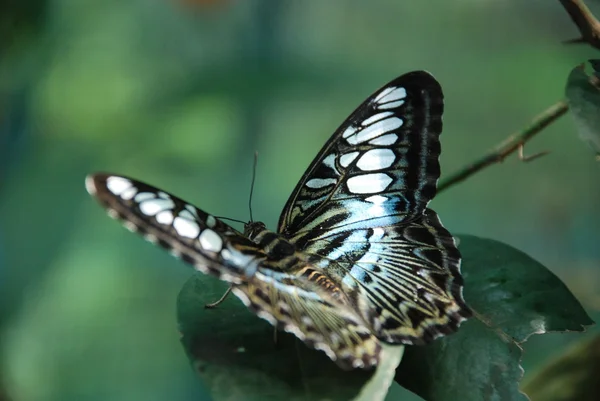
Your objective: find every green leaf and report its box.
[565,60,600,157]
[522,334,600,401]
[177,277,403,401]
[178,236,593,400]
[396,235,594,401]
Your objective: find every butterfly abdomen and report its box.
[301,267,343,297]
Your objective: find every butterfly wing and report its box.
[86,173,380,368]
[86,173,267,283]
[302,210,468,344]
[277,71,471,344]
[279,71,443,238]
[234,263,381,369]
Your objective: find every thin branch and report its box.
[437,100,569,193]
[517,143,550,163]
[559,0,600,50]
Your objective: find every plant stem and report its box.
[560,0,600,50]
[438,100,569,193]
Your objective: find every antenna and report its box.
[249,151,258,222]
[214,216,246,225]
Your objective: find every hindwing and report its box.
[302,209,468,344]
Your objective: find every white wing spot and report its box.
[374,86,395,102]
[322,153,337,170]
[365,195,387,204]
[157,191,171,199]
[106,176,133,196]
[179,209,196,220]
[139,198,175,216]
[85,175,98,195]
[173,216,200,238]
[120,186,138,200]
[199,229,223,252]
[145,233,158,244]
[206,215,217,228]
[375,87,406,104]
[339,152,359,168]
[347,173,393,194]
[306,178,337,189]
[346,118,403,145]
[257,311,277,325]
[369,133,398,146]
[356,148,396,171]
[232,288,251,306]
[134,192,155,202]
[378,100,405,110]
[184,204,199,218]
[372,227,385,239]
[342,125,357,138]
[124,221,138,232]
[220,248,232,260]
[365,195,388,218]
[156,210,174,225]
[361,112,393,126]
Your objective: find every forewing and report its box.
[303,209,471,344]
[278,71,444,240]
[86,173,381,369]
[86,173,266,283]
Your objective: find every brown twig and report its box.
[560,0,600,50]
[517,143,550,163]
[437,100,569,193]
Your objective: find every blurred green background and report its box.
[1,1,599,400]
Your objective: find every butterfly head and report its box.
[243,221,266,240]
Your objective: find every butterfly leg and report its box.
[204,286,233,309]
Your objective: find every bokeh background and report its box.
[1,1,599,400]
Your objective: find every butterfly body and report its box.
[86,71,471,369]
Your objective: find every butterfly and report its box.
[86,71,471,370]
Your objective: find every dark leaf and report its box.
[177,277,402,401]
[565,60,600,157]
[522,334,600,401]
[396,235,594,401]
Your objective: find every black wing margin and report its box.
[278,71,443,241]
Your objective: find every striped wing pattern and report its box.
[302,210,468,344]
[86,71,471,370]
[86,173,380,369]
[233,271,381,369]
[278,71,471,343]
[86,174,264,284]
[279,71,443,239]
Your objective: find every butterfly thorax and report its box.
[244,221,296,260]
